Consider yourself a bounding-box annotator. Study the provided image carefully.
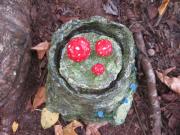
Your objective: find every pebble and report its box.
[130,83,137,92]
[148,49,155,56]
[121,97,128,104]
[97,111,104,118]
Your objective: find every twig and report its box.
[154,15,163,27]
[127,8,162,135]
[34,109,42,112]
[125,115,136,135]
[141,56,161,135]
[154,0,170,27]
[133,101,147,135]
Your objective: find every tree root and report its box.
[141,56,161,135]
[127,9,162,135]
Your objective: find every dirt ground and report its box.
[14,0,180,135]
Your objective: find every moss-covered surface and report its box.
[46,16,137,125]
[59,32,122,90]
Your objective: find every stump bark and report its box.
[0,1,39,134]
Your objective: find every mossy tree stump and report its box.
[46,16,137,125]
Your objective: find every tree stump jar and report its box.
[47,16,137,125]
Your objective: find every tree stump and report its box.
[46,16,137,125]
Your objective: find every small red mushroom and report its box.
[95,39,113,57]
[67,37,91,62]
[91,63,105,76]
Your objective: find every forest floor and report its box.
[15,0,179,135]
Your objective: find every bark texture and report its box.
[0,1,35,134]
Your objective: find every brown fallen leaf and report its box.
[25,98,33,111]
[163,66,176,75]
[155,0,170,26]
[86,122,108,135]
[58,16,79,23]
[158,0,170,16]
[156,71,180,95]
[12,121,19,133]
[31,41,50,60]
[32,86,46,110]
[54,124,63,135]
[147,4,158,20]
[103,0,118,16]
[63,120,83,135]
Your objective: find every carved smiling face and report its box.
[48,16,136,125]
[59,32,122,90]
[67,37,113,76]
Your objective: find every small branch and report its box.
[133,101,147,135]
[154,0,170,27]
[141,56,161,135]
[154,15,163,27]
[127,8,162,135]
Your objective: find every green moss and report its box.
[59,33,122,90]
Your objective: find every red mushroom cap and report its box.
[67,37,91,62]
[95,39,113,57]
[91,63,105,76]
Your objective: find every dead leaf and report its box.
[25,98,33,111]
[31,41,50,60]
[58,16,79,23]
[54,124,63,135]
[12,121,19,133]
[63,120,83,135]
[86,122,107,135]
[147,4,158,20]
[168,115,179,129]
[156,71,180,95]
[103,0,118,16]
[158,0,170,16]
[41,108,59,129]
[163,66,176,75]
[32,86,46,110]
[161,93,178,102]
[69,0,105,16]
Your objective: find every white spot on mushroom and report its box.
[68,45,71,48]
[102,47,106,50]
[75,46,80,50]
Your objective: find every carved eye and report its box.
[95,39,113,57]
[67,37,91,62]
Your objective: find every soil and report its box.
[13,0,180,135]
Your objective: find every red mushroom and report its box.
[91,63,105,76]
[95,39,113,57]
[67,37,91,62]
